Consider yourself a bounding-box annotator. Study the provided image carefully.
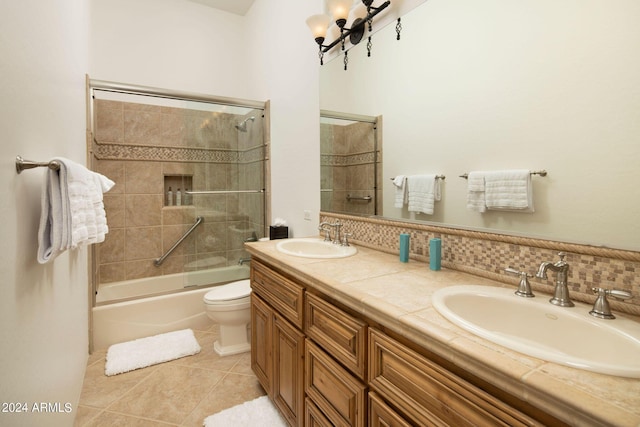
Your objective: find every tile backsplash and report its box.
[321,212,640,316]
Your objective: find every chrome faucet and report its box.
[318,222,332,241]
[536,252,574,307]
[238,257,251,266]
[318,221,344,245]
[330,221,342,245]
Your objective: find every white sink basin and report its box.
[276,238,357,259]
[432,285,640,378]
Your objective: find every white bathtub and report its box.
[92,265,250,349]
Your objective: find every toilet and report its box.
[203,279,252,356]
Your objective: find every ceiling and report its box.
[186,0,255,16]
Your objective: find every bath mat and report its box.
[105,329,201,376]
[203,395,286,427]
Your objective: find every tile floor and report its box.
[74,324,266,426]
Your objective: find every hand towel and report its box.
[37,158,115,264]
[37,164,70,263]
[407,174,440,215]
[392,175,407,208]
[484,169,534,212]
[466,171,487,213]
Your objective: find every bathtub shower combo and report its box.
[89,80,267,353]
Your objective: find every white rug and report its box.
[105,329,201,376]
[203,396,287,427]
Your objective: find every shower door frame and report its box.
[87,78,270,309]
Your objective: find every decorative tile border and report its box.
[94,141,265,164]
[321,212,640,316]
[321,151,376,166]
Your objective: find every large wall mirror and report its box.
[320,0,640,251]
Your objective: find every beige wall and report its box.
[0,1,90,426]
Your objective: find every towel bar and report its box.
[389,175,445,180]
[16,156,61,174]
[459,170,547,179]
[346,195,372,202]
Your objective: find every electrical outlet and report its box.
[303,210,311,221]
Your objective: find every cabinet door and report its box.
[251,293,272,395]
[306,339,367,427]
[273,311,306,427]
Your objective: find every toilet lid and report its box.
[204,279,251,302]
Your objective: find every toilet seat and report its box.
[204,279,251,304]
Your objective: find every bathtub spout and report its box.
[238,257,251,266]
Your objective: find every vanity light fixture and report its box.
[306,0,399,71]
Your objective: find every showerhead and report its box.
[235,116,255,132]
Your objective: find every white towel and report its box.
[407,174,440,215]
[37,158,115,264]
[484,169,534,212]
[466,171,487,213]
[392,175,407,208]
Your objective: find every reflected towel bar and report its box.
[346,195,372,202]
[186,189,264,195]
[389,175,445,180]
[16,156,61,174]
[459,170,548,179]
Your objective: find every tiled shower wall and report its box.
[320,212,640,316]
[92,99,265,285]
[321,121,382,215]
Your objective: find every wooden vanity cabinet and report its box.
[250,257,564,427]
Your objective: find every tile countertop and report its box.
[245,239,640,427]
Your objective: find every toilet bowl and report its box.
[203,279,252,356]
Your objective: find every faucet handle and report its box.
[505,267,535,298]
[592,287,632,301]
[589,287,632,319]
[341,233,352,247]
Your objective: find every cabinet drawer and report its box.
[251,260,304,329]
[305,339,367,427]
[305,292,367,380]
[368,328,538,427]
[305,398,333,427]
[369,392,412,427]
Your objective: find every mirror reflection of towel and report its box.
[407,174,440,215]
[466,171,487,212]
[392,175,407,208]
[466,170,534,213]
[485,169,534,212]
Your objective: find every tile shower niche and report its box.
[164,175,193,206]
